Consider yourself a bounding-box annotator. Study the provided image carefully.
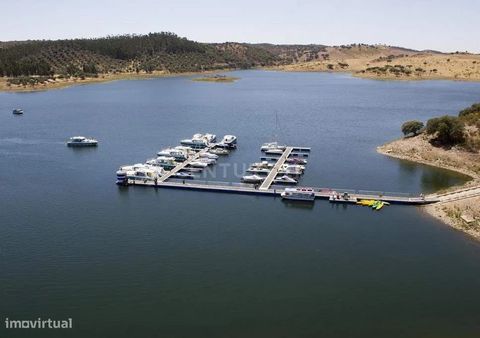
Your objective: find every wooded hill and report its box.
[0,33,280,77]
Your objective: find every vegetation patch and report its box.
[400,103,480,151]
[192,74,239,83]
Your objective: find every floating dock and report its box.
[124,179,438,205]
[118,139,438,205]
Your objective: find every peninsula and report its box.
[378,103,480,239]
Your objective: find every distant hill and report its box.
[0,33,280,77]
[277,44,480,81]
[2,33,479,85]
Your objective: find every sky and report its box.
[1,0,479,53]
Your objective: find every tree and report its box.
[459,103,480,117]
[401,120,424,136]
[426,115,465,146]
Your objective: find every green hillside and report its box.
[0,32,279,78]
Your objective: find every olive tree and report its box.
[426,116,465,146]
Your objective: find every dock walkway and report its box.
[157,147,210,182]
[259,147,293,190]
[127,179,438,205]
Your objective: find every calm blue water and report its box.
[1,71,480,337]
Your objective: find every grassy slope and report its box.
[278,44,480,81]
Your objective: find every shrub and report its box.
[401,120,424,136]
[459,103,480,118]
[459,103,480,129]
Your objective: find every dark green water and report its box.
[1,71,480,337]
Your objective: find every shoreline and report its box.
[4,66,480,94]
[268,66,480,82]
[0,69,235,93]
[377,136,480,240]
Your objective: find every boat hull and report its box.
[67,142,98,147]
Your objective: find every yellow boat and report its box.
[375,201,385,210]
[357,199,375,206]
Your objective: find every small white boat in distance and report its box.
[241,174,265,183]
[261,142,286,152]
[281,187,315,201]
[67,136,98,147]
[13,109,24,115]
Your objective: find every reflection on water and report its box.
[281,200,315,210]
[420,164,471,192]
[396,158,471,193]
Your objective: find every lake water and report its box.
[1,70,480,337]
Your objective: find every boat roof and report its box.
[285,187,314,192]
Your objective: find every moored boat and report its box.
[273,175,298,185]
[250,161,274,169]
[157,148,188,161]
[204,133,216,143]
[281,187,315,201]
[116,163,164,184]
[261,142,286,152]
[241,174,265,183]
[171,172,195,179]
[199,152,219,159]
[286,157,307,165]
[180,134,209,149]
[209,148,229,155]
[146,156,177,170]
[247,167,271,174]
[189,161,209,168]
[218,134,237,148]
[265,148,284,155]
